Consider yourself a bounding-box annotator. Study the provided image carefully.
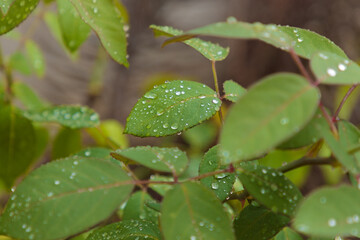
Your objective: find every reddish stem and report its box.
[333,84,359,122]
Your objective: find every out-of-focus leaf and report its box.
[9,52,32,75]
[274,227,304,240]
[12,81,48,111]
[223,80,246,102]
[51,127,82,160]
[182,121,217,151]
[25,40,46,78]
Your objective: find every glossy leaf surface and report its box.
[223,80,246,102]
[274,227,304,240]
[161,182,235,240]
[294,185,360,238]
[125,80,221,137]
[22,105,100,129]
[220,73,320,163]
[112,146,188,175]
[70,0,128,66]
[0,157,134,240]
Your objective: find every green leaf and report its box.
[335,85,360,120]
[0,0,14,15]
[9,51,32,75]
[237,165,302,216]
[199,145,235,201]
[112,146,188,175]
[233,204,290,240]
[0,0,39,35]
[86,220,161,240]
[22,105,100,129]
[125,80,221,137]
[0,104,36,189]
[25,40,46,78]
[52,127,82,160]
[161,182,235,240]
[279,109,327,149]
[311,52,360,85]
[274,227,304,240]
[73,147,111,159]
[223,80,246,102]
[122,191,159,224]
[150,25,229,61]
[294,185,360,238]
[57,0,91,52]
[148,175,173,196]
[220,73,320,163]
[0,157,134,240]
[69,0,129,67]
[33,125,49,160]
[12,81,48,111]
[182,121,217,151]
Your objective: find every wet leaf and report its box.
[112,146,188,175]
[233,204,290,240]
[150,25,229,61]
[125,80,221,137]
[161,182,235,240]
[86,220,161,240]
[274,227,304,240]
[0,157,134,240]
[22,105,100,129]
[294,185,360,238]
[220,73,320,164]
[0,0,14,15]
[223,80,246,102]
[70,0,128,67]
[73,147,111,159]
[237,165,302,216]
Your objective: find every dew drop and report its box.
[319,197,327,204]
[338,63,346,71]
[54,180,60,185]
[211,182,219,190]
[157,109,165,116]
[212,99,219,104]
[328,218,337,227]
[280,118,289,125]
[93,7,98,14]
[319,53,328,60]
[144,92,157,99]
[170,123,178,130]
[227,16,237,23]
[327,68,337,77]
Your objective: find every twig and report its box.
[277,156,336,173]
[289,49,314,85]
[333,84,359,122]
[211,60,224,124]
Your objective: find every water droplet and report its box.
[319,197,327,204]
[262,169,267,174]
[73,160,79,165]
[163,123,169,128]
[90,113,98,121]
[297,38,303,42]
[175,91,181,96]
[217,51,222,55]
[260,188,266,194]
[170,123,178,130]
[54,180,60,185]
[212,99,219,104]
[215,173,227,179]
[338,63,346,71]
[227,16,237,23]
[190,236,196,240]
[93,7,98,14]
[211,182,219,190]
[327,68,337,77]
[280,118,289,125]
[157,109,164,116]
[353,215,359,223]
[144,92,157,99]
[319,53,328,60]
[328,218,336,227]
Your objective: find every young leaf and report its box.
[22,105,100,129]
[233,204,290,240]
[0,157,134,240]
[150,25,229,61]
[220,73,320,164]
[223,80,246,102]
[237,165,302,216]
[274,227,304,240]
[9,52,32,75]
[311,52,360,85]
[12,81,48,111]
[51,127,82,160]
[0,0,39,35]
[57,0,91,53]
[69,0,129,67]
[112,146,188,175]
[293,185,360,238]
[86,220,161,240]
[161,182,235,240]
[0,104,36,189]
[199,145,235,201]
[25,40,46,78]
[125,80,221,137]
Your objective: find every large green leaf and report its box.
[293,185,360,238]
[112,146,188,175]
[237,165,302,216]
[220,73,320,164]
[86,220,161,240]
[311,52,360,85]
[57,0,91,53]
[233,204,290,240]
[223,80,246,102]
[51,127,82,160]
[274,227,304,240]
[125,80,221,137]
[0,157,134,240]
[0,104,36,189]
[160,182,235,240]
[12,81,48,111]
[150,25,229,61]
[0,0,39,35]
[22,105,100,129]
[69,0,128,67]
[199,145,235,201]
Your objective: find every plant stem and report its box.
[277,156,336,173]
[289,49,314,85]
[0,42,13,102]
[319,102,339,138]
[333,84,359,122]
[211,60,224,124]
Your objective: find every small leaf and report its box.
[161,182,235,240]
[274,227,304,240]
[0,0,39,35]
[22,105,100,129]
[182,121,217,151]
[25,40,46,78]
[294,185,360,238]
[150,25,229,61]
[9,51,32,75]
[51,127,82,160]
[0,157,134,240]
[233,204,290,240]
[12,81,48,111]
[125,80,221,137]
[237,165,302,216]
[112,146,188,175]
[86,220,161,240]
[199,145,235,201]
[57,0,91,52]
[223,80,246,102]
[311,52,360,85]
[220,73,320,164]
[70,0,128,67]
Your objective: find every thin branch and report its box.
[289,49,314,84]
[277,157,336,173]
[211,60,224,124]
[0,42,13,102]
[333,84,359,122]
[319,102,339,138]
